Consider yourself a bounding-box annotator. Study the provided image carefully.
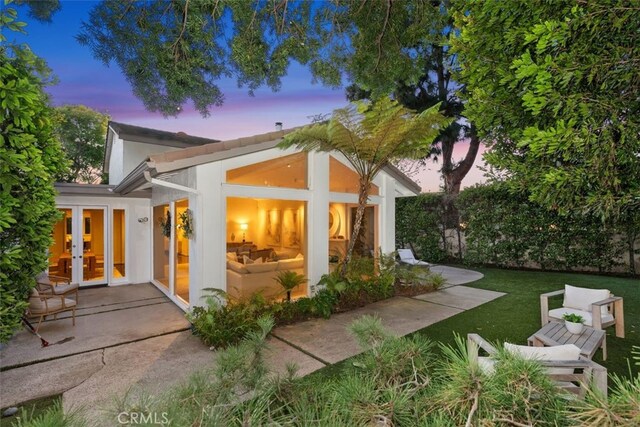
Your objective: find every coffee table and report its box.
[528,322,606,360]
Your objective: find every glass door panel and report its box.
[153,204,170,288]
[81,208,106,284]
[174,199,190,303]
[113,209,126,280]
[48,208,73,280]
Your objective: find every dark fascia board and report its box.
[109,121,219,148]
[54,183,151,199]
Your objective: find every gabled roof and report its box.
[108,121,220,147]
[112,125,422,196]
[103,121,220,173]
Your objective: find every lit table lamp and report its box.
[240,223,248,243]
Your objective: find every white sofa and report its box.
[226,256,304,300]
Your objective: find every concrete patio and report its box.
[1,266,501,425]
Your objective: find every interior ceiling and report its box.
[227,153,307,188]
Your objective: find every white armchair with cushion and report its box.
[540,284,624,338]
[467,334,607,398]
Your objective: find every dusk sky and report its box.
[11,1,485,192]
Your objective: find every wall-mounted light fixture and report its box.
[138,217,149,223]
[240,223,248,242]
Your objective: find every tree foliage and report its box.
[0,4,67,342]
[53,104,109,183]
[78,1,454,117]
[452,0,640,219]
[280,97,448,273]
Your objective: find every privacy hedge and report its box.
[396,184,639,275]
[0,31,67,342]
[396,193,448,264]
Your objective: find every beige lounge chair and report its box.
[540,284,624,338]
[27,288,77,332]
[467,334,607,398]
[36,273,79,303]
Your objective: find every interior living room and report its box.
[226,197,306,301]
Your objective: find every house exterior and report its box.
[49,122,421,310]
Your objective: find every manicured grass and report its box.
[412,267,639,379]
[310,268,639,381]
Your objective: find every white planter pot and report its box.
[565,321,584,334]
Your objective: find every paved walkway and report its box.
[0,266,498,424]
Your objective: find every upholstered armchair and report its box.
[36,273,79,303]
[540,284,624,338]
[27,288,77,332]
[467,334,607,398]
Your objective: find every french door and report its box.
[48,206,107,286]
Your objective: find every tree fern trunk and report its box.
[341,180,371,276]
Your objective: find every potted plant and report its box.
[159,211,172,238]
[274,270,306,302]
[562,313,585,334]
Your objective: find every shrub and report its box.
[186,289,269,349]
[104,316,640,426]
[0,8,68,342]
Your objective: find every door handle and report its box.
[79,255,83,259]
[72,256,76,259]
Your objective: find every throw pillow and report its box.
[504,342,581,375]
[243,255,254,265]
[227,260,248,274]
[563,284,609,316]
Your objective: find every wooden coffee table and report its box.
[528,322,606,360]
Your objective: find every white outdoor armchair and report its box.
[540,284,624,338]
[467,334,607,398]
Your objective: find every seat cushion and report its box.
[277,258,304,270]
[504,342,581,375]
[227,260,248,274]
[548,307,614,327]
[245,262,278,274]
[29,293,77,314]
[563,285,609,317]
[477,357,496,375]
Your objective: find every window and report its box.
[329,156,379,195]
[226,152,307,189]
[113,209,126,279]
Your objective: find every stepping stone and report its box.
[413,285,505,310]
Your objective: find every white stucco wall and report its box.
[108,135,124,185]
[55,195,152,286]
[121,141,182,185]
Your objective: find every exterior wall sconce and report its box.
[240,223,248,242]
[138,217,149,223]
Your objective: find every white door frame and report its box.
[76,206,108,287]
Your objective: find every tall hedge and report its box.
[396,184,638,275]
[396,193,447,264]
[0,21,67,342]
[456,185,629,273]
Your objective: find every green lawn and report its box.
[412,267,639,379]
[312,267,639,381]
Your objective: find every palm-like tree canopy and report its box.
[280,97,449,183]
[279,97,449,274]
